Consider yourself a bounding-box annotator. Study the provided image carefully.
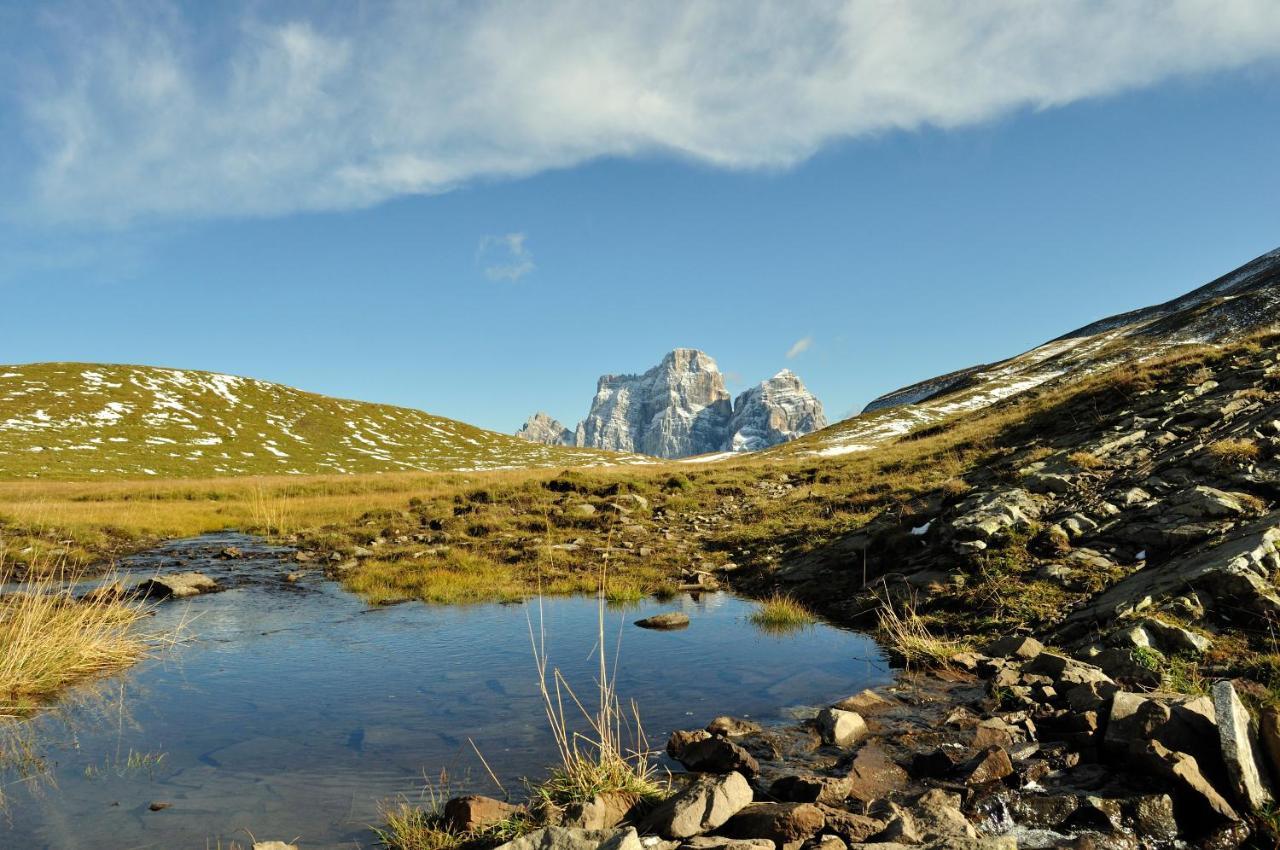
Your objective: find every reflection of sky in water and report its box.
[3,535,889,850]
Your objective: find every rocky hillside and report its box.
[516,349,826,458]
[791,246,1280,460]
[0,363,641,479]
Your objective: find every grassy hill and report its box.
[0,363,641,479]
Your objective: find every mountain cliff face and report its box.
[576,349,733,458]
[727,369,828,452]
[517,349,826,458]
[515,412,573,446]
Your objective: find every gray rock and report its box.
[635,612,690,630]
[951,488,1043,542]
[675,736,760,777]
[642,772,752,838]
[1171,486,1255,519]
[679,838,772,850]
[497,828,643,850]
[1066,516,1280,627]
[816,708,868,747]
[1214,680,1274,809]
[134,572,218,599]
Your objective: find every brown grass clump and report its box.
[1206,438,1261,466]
[1066,451,1104,470]
[0,561,156,717]
[875,592,971,670]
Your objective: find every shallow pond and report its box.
[3,534,889,849]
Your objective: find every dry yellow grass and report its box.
[0,561,156,717]
[1206,438,1261,465]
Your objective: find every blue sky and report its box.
[2,2,1279,432]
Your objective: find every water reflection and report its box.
[3,534,890,849]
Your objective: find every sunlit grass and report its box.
[748,593,817,633]
[0,558,161,718]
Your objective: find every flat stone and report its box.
[679,838,772,850]
[643,772,752,839]
[134,572,218,599]
[721,803,825,846]
[497,827,642,850]
[635,612,690,630]
[832,689,895,715]
[1214,680,1274,809]
[816,708,867,747]
[845,742,910,803]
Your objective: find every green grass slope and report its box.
[0,363,642,479]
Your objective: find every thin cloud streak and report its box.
[6,1,1280,224]
[786,336,813,359]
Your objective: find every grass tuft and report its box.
[876,593,971,670]
[1206,438,1261,465]
[0,558,158,718]
[748,593,817,633]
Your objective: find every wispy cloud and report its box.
[786,336,813,359]
[477,233,534,282]
[5,1,1280,224]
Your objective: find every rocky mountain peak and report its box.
[727,369,827,452]
[517,349,826,458]
[515,412,573,446]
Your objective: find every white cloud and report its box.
[786,336,813,359]
[477,233,535,282]
[6,1,1280,224]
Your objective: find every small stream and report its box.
[2,533,890,849]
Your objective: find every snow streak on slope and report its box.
[0,363,645,479]
[775,246,1280,461]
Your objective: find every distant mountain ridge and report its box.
[0,363,641,479]
[516,349,826,458]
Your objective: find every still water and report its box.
[2,534,889,849]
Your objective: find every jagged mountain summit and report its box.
[515,349,826,458]
[0,363,643,479]
[515,412,574,446]
[776,245,1280,460]
[728,369,827,452]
